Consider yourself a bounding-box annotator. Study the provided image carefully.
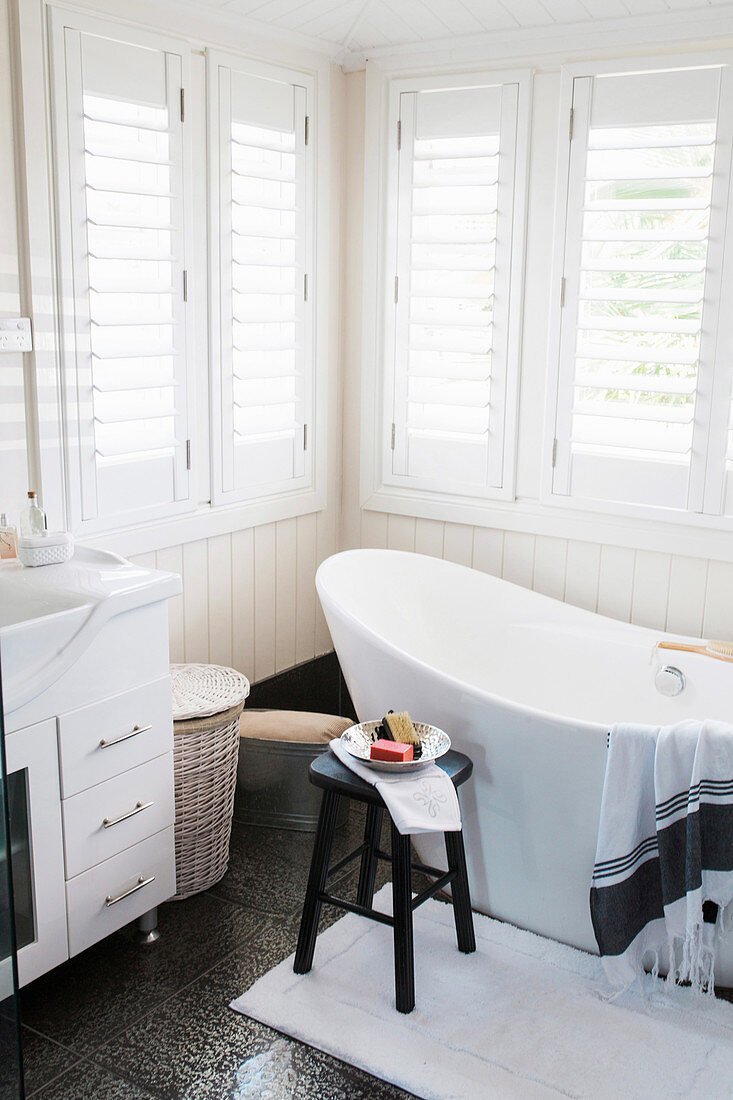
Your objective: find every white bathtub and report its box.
[316,548,733,984]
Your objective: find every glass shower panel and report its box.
[0,666,24,1098]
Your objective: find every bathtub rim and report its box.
[316,548,612,737]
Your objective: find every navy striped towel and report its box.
[590,720,733,995]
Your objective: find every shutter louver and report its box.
[553,66,733,514]
[53,22,192,530]
[388,83,520,498]
[211,61,313,505]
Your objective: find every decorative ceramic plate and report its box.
[339,720,451,773]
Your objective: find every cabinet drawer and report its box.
[66,828,175,956]
[62,754,175,879]
[58,678,173,797]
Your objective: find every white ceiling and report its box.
[188,0,733,66]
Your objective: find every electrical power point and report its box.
[0,318,32,353]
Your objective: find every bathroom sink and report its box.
[0,573,93,630]
[0,548,181,714]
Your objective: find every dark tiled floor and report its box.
[20,804,413,1099]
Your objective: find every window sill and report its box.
[77,485,326,559]
[362,485,733,563]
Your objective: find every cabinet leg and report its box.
[135,907,160,946]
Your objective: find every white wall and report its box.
[0,0,29,523]
[2,3,344,685]
[341,66,733,642]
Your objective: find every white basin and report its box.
[0,548,181,713]
[0,578,91,629]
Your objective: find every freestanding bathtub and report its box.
[316,548,733,985]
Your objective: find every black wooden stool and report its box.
[293,749,476,1013]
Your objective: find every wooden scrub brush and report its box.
[657,639,733,663]
[377,710,423,758]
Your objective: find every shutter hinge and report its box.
[568,107,574,142]
[394,275,399,304]
[551,438,558,468]
[304,273,308,301]
[180,88,185,123]
[391,423,396,450]
[303,423,308,451]
[186,439,192,470]
[304,115,309,146]
[183,269,188,302]
[397,119,401,150]
[560,276,566,307]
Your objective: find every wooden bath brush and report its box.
[657,639,733,663]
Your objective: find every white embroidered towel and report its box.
[329,738,461,835]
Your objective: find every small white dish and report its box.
[340,719,451,773]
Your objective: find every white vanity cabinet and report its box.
[0,550,181,986]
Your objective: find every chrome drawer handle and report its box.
[105,874,156,907]
[99,723,152,749]
[103,800,155,829]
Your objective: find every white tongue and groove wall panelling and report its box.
[358,512,733,641]
[128,511,334,681]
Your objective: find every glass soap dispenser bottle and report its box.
[20,491,47,537]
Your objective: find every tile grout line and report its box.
[84,945,243,1062]
[25,933,246,1077]
[25,1061,82,1100]
[25,1048,160,1100]
[19,818,400,1100]
[22,809,379,1095]
[79,879,346,1069]
[22,1024,86,1099]
[21,1023,82,1060]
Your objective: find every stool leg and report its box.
[356,805,383,909]
[391,823,415,1013]
[294,790,340,974]
[445,829,476,954]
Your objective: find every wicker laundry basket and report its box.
[170,663,250,899]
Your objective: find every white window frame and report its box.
[360,65,531,526]
[12,0,331,554]
[48,7,197,536]
[542,50,733,532]
[207,50,319,517]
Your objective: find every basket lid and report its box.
[170,663,250,721]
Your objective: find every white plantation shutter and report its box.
[210,56,313,507]
[552,65,733,517]
[386,81,522,499]
[51,18,194,532]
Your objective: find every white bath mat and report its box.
[231,885,733,1099]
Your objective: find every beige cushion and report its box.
[239,709,352,745]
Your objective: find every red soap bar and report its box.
[370,739,413,762]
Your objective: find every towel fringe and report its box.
[666,928,716,995]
